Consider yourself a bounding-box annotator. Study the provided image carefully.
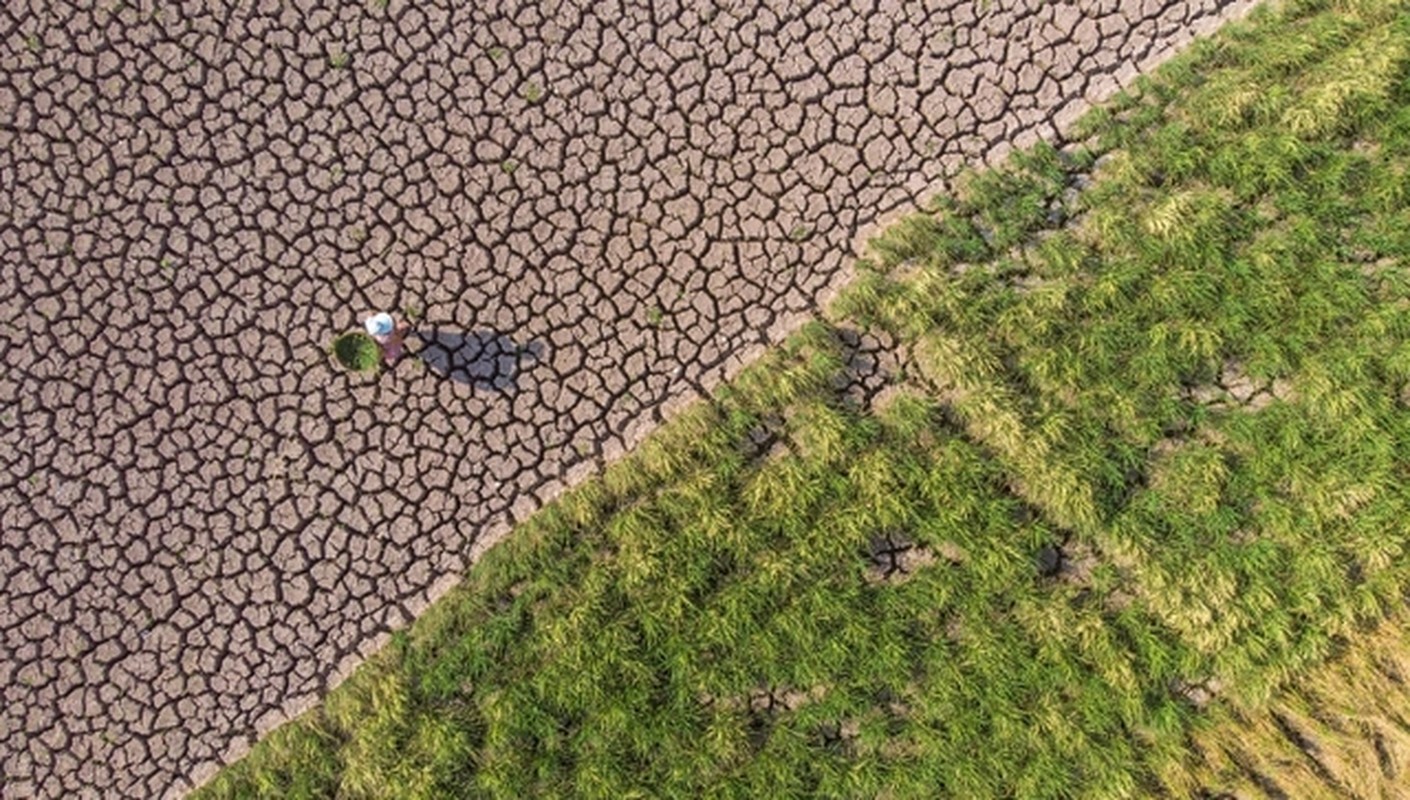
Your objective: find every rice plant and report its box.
[1161,609,1410,798]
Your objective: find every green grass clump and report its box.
[204,2,1410,798]
[332,332,380,373]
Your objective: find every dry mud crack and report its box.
[2,0,1256,795]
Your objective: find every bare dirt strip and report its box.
[1,0,1256,795]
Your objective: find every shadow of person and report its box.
[413,328,545,390]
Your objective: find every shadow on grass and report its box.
[413,328,545,390]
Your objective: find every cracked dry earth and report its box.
[2,0,1258,795]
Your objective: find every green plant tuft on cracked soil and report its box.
[332,332,381,373]
[202,2,1410,798]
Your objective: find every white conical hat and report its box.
[364,312,394,337]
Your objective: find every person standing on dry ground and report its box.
[365,312,413,366]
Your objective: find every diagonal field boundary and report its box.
[1,1,1259,795]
